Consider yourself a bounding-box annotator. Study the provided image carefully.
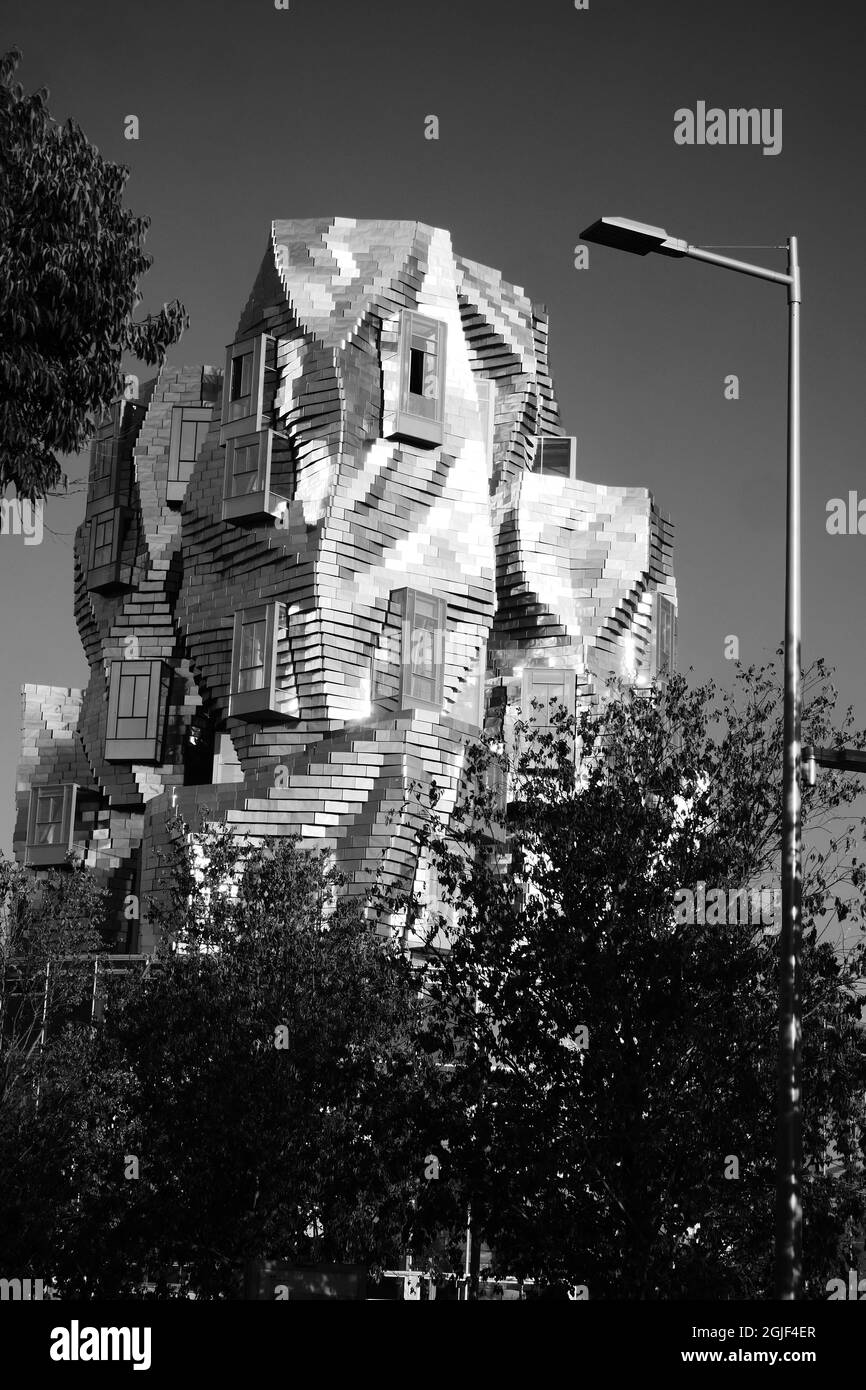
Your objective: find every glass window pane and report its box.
[402,318,441,421]
[230,353,253,403]
[36,793,62,824]
[539,439,572,477]
[117,673,136,718]
[180,419,198,462]
[239,619,266,691]
[241,352,253,398]
[92,435,115,499]
[409,347,425,396]
[132,673,150,718]
[410,625,436,680]
[231,443,260,496]
[34,792,64,844]
[657,597,675,673]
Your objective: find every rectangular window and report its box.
[530,437,577,479]
[402,320,442,420]
[230,603,286,719]
[116,668,152,736]
[521,667,576,769]
[521,667,576,731]
[87,507,132,593]
[221,335,272,443]
[91,436,116,502]
[25,784,78,866]
[222,431,290,524]
[655,593,677,676]
[91,513,115,569]
[105,660,169,762]
[88,402,122,506]
[238,617,267,692]
[228,440,261,498]
[387,312,446,448]
[168,406,211,501]
[408,347,425,397]
[34,789,65,845]
[230,351,253,404]
[400,589,447,709]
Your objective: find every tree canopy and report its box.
[401,656,866,1298]
[0,829,464,1298]
[2,657,865,1299]
[0,47,187,499]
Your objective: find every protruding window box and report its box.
[168,406,212,505]
[222,431,290,524]
[229,603,287,719]
[25,784,81,866]
[520,666,577,768]
[530,436,578,479]
[386,311,446,449]
[399,588,447,710]
[87,508,133,593]
[653,593,677,677]
[105,660,171,762]
[86,397,145,519]
[85,400,125,519]
[89,417,119,508]
[220,334,276,445]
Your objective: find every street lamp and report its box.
[581,215,803,1300]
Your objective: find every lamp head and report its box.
[580,216,687,257]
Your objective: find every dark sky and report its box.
[2,0,865,853]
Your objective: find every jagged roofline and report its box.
[261,217,541,366]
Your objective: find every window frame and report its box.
[25,784,78,866]
[88,403,122,506]
[229,603,286,719]
[530,436,578,480]
[90,511,117,570]
[220,335,272,443]
[654,592,677,677]
[388,311,446,448]
[521,667,576,730]
[86,506,132,593]
[520,666,577,769]
[399,589,447,710]
[105,660,170,762]
[221,430,288,523]
[167,406,212,503]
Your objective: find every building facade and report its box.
[14,217,677,951]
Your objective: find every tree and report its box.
[29,825,464,1298]
[403,656,866,1298]
[0,857,105,1281]
[0,48,188,499]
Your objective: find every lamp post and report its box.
[580,216,803,1300]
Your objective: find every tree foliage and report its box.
[2,658,865,1299]
[397,656,866,1298]
[0,828,463,1298]
[0,858,105,1279]
[0,48,187,499]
